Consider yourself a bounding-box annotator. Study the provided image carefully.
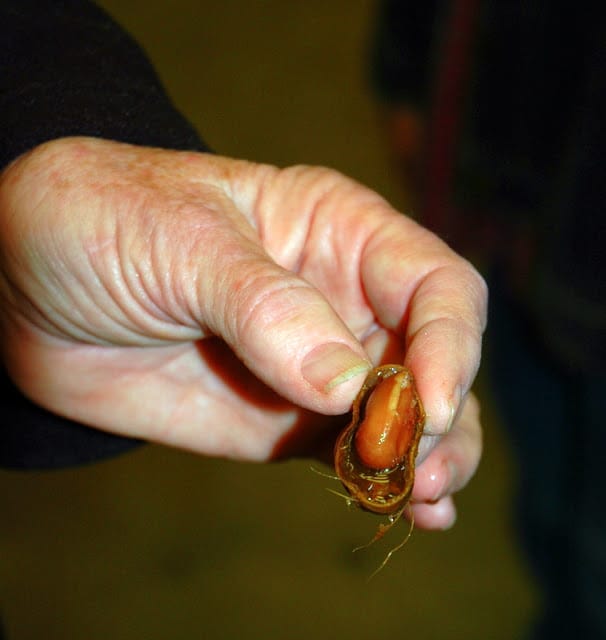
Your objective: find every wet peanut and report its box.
[334,364,425,515]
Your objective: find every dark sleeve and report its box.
[0,0,210,469]
[0,0,209,168]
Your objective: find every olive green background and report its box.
[0,2,538,638]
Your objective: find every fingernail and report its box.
[302,342,370,393]
[425,385,462,436]
[444,385,463,433]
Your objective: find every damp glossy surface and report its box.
[334,364,425,515]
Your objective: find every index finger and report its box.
[361,214,487,435]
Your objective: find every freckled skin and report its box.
[334,365,425,515]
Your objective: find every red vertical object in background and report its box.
[423,0,480,238]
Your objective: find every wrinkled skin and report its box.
[0,137,486,529]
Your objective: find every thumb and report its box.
[198,244,370,414]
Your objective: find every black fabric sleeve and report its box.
[0,0,210,469]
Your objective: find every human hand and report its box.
[0,137,486,528]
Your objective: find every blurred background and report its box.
[0,2,538,638]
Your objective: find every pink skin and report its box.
[411,393,482,529]
[0,137,486,531]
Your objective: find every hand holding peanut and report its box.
[0,137,486,529]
